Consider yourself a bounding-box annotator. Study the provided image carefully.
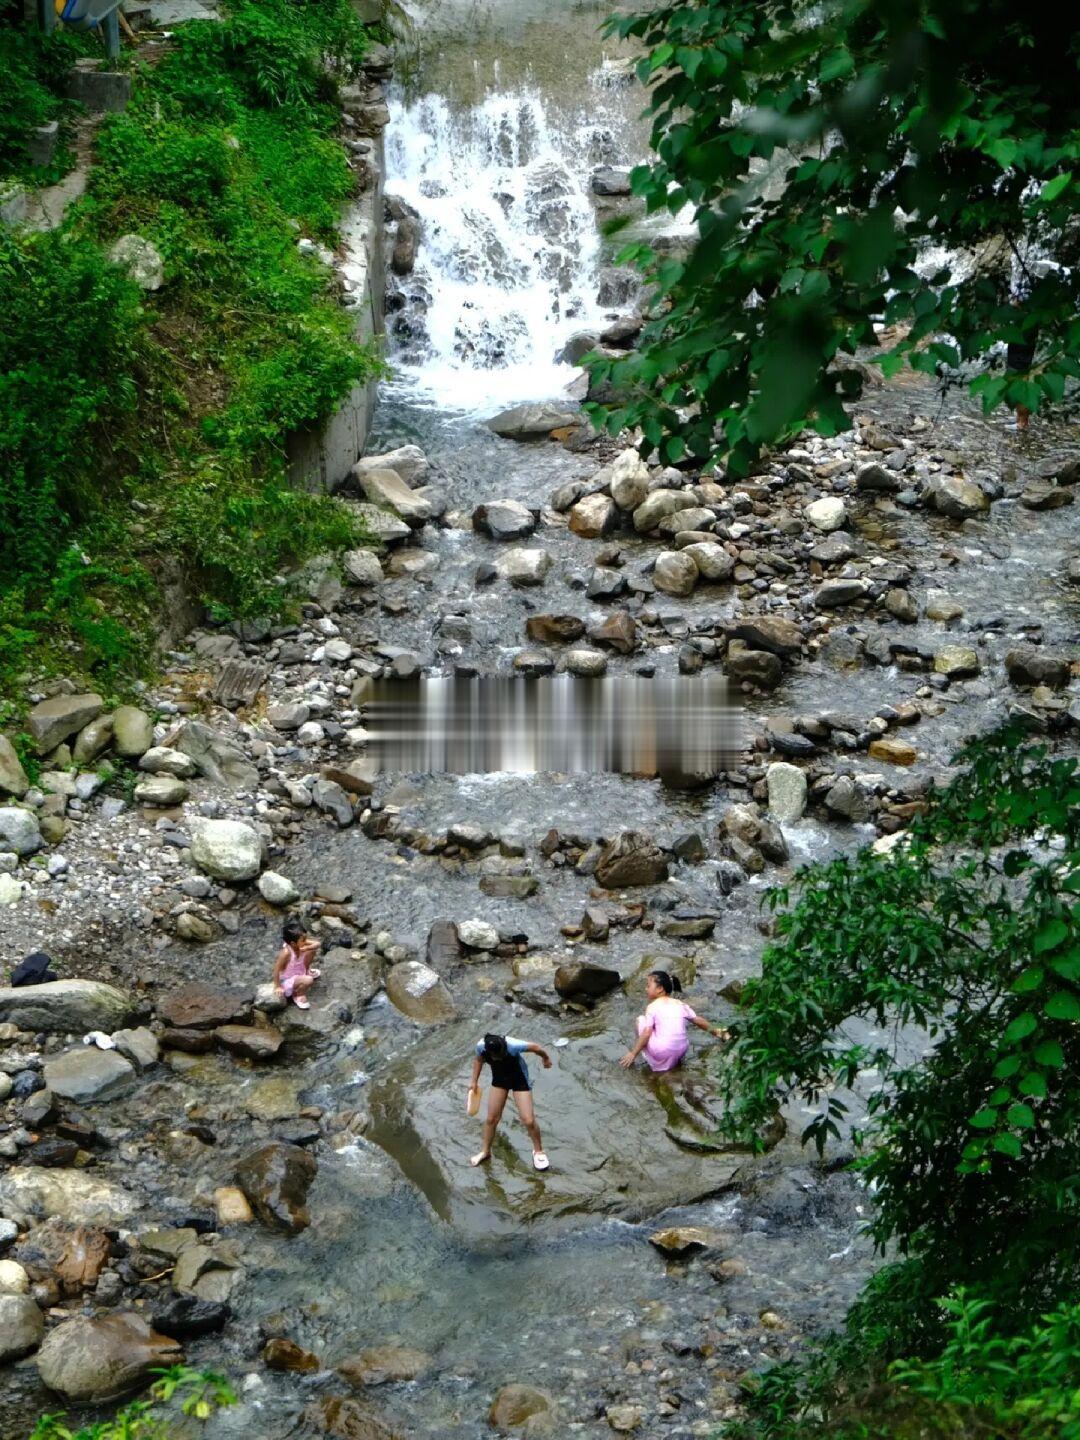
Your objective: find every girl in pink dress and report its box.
[619,970,728,1072]
[271,916,322,1010]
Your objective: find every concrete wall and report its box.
[286,132,386,493]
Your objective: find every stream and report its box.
[2,0,1078,1435]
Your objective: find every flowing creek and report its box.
[2,1,1078,1436]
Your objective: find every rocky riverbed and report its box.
[0,355,1077,1437]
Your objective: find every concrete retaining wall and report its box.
[286,132,386,494]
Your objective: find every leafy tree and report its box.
[716,727,1079,1322]
[592,0,1080,473]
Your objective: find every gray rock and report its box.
[109,234,165,290]
[235,1142,317,1234]
[0,1293,44,1361]
[681,541,734,581]
[815,579,870,608]
[356,467,431,525]
[592,165,632,196]
[258,871,300,905]
[44,1048,136,1104]
[0,807,42,856]
[731,616,802,656]
[1005,646,1071,689]
[925,590,964,622]
[473,499,538,541]
[189,817,262,882]
[856,462,900,493]
[632,489,697,533]
[111,1027,159,1070]
[596,831,669,887]
[564,648,608,677]
[72,714,114,766]
[133,775,187,807]
[111,706,154,758]
[498,548,552,586]
[26,694,104,755]
[456,919,498,951]
[928,474,989,520]
[554,962,621,999]
[173,721,259,791]
[343,548,384,586]
[36,1312,181,1401]
[726,648,782,690]
[825,775,871,822]
[312,779,353,826]
[267,703,310,732]
[934,645,980,678]
[0,1167,137,1225]
[766,762,807,823]
[0,736,29,798]
[487,403,579,439]
[351,503,412,544]
[138,746,197,778]
[355,445,429,487]
[609,450,650,510]
[0,979,131,1033]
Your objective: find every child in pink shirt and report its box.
[619,970,728,1072]
[271,916,321,1010]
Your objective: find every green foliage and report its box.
[717,727,1079,1321]
[0,228,144,587]
[0,0,380,692]
[0,23,87,183]
[591,0,1080,473]
[727,1290,1080,1439]
[29,1366,236,1438]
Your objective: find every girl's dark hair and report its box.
[648,969,681,996]
[483,1033,508,1062]
[282,916,304,943]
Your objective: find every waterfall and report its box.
[383,84,621,413]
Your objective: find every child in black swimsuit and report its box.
[468,1032,552,1171]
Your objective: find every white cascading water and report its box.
[384,86,623,413]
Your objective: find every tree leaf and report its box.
[1006,1102,1035,1129]
[1032,918,1068,953]
[1044,991,1080,1022]
[1002,1011,1038,1044]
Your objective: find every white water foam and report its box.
[384,88,613,413]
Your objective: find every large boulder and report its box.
[385,961,456,1023]
[553,963,621,1000]
[365,1016,742,1234]
[489,1384,555,1431]
[652,551,698,597]
[189,817,262,882]
[1005,646,1071,689]
[173,720,259,791]
[111,705,154,757]
[355,445,429,487]
[157,982,252,1030]
[0,979,132,1033]
[473,500,538,541]
[766,762,807,823]
[44,1048,136,1104]
[596,832,669,888]
[26,694,103,755]
[0,736,29,797]
[487,403,579,439]
[0,1167,138,1225]
[497,548,552,587]
[568,493,616,538]
[235,1142,317,1234]
[0,1294,44,1361]
[0,806,42,856]
[609,450,650,510]
[927,474,989,520]
[731,616,802,657]
[356,467,432,525]
[36,1313,181,1401]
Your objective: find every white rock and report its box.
[632,489,698,533]
[357,467,432,524]
[133,775,188,807]
[258,871,300,906]
[0,808,42,857]
[188,817,262,882]
[680,541,734,581]
[498,548,552,586]
[0,874,28,906]
[805,497,847,532]
[564,648,608,677]
[457,919,499,950]
[766,762,808,823]
[324,638,353,663]
[297,721,326,746]
[609,450,650,510]
[354,445,429,487]
[0,1259,29,1295]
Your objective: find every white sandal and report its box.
[293,995,311,1010]
[470,1151,491,1167]
[532,1151,550,1171]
